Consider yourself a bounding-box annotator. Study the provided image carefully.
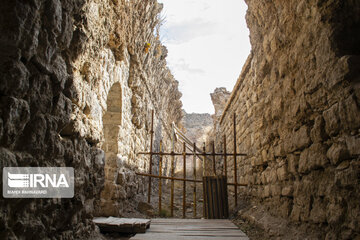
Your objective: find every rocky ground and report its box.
[231,196,332,240]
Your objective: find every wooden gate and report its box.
[136,110,246,219]
[203,176,229,219]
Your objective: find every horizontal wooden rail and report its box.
[137,152,247,157]
[136,172,202,183]
[135,172,247,187]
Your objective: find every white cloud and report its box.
[158,0,251,114]
[172,58,205,75]
[162,19,217,44]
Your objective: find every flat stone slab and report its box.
[93,217,151,233]
[130,218,249,240]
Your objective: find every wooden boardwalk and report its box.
[130,218,249,240]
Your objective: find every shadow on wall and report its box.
[0,0,105,238]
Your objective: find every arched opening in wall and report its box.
[103,82,122,153]
[99,82,123,216]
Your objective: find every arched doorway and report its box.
[103,82,122,153]
[99,82,123,216]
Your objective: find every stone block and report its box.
[323,104,340,136]
[44,0,62,35]
[281,186,293,197]
[137,201,154,216]
[278,198,292,218]
[277,165,288,181]
[269,168,278,183]
[113,185,126,200]
[239,176,246,185]
[326,143,350,165]
[1,97,30,147]
[248,174,256,185]
[336,160,349,170]
[326,56,351,88]
[116,172,125,185]
[345,135,360,155]
[264,185,270,198]
[310,115,327,143]
[100,200,121,217]
[338,94,360,131]
[274,142,286,157]
[250,156,256,166]
[53,93,72,124]
[261,149,268,162]
[260,171,267,184]
[255,157,263,166]
[262,167,271,184]
[327,202,344,225]
[299,143,328,173]
[335,163,358,187]
[0,60,29,98]
[0,147,17,169]
[52,54,68,92]
[270,184,281,196]
[292,125,311,151]
[290,204,301,222]
[310,198,327,223]
[287,154,299,174]
[271,96,283,120]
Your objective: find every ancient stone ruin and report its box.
[0,0,359,239]
[209,1,360,238]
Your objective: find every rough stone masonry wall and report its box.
[0,0,182,239]
[216,0,360,238]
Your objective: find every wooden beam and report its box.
[147,110,154,203]
[170,155,175,217]
[223,135,227,177]
[212,141,216,176]
[182,142,186,218]
[193,142,197,217]
[138,152,246,157]
[136,172,202,183]
[233,113,238,207]
[158,140,162,215]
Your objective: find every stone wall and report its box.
[210,87,231,125]
[214,0,360,238]
[0,0,182,239]
[181,112,213,173]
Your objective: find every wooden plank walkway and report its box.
[93,217,151,233]
[130,218,249,240]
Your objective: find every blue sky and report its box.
[158,0,251,114]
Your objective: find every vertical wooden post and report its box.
[212,141,216,176]
[170,131,175,217]
[202,142,206,177]
[170,151,174,217]
[182,142,186,218]
[147,110,154,203]
[193,142,197,217]
[233,113,238,207]
[202,142,206,218]
[158,140,163,215]
[223,135,227,177]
